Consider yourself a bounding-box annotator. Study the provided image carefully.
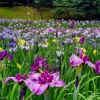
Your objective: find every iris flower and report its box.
[75,76,79,88]
[9,39,16,48]
[70,20,75,28]
[70,54,83,67]
[0,50,14,60]
[46,28,55,33]
[79,37,85,44]
[24,71,66,95]
[31,57,48,72]
[4,73,26,83]
[4,56,66,96]
[94,61,100,74]
[70,54,100,75]
[70,54,90,67]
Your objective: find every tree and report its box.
[27,0,35,6]
[40,0,53,7]
[8,0,14,7]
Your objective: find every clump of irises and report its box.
[4,56,66,99]
[70,47,100,89]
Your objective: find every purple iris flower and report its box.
[70,20,75,28]
[51,65,54,72]
[9,40,16,48]
[72,33,76,38]
[75,76,79,88]
[75,48,83,54]
[56,32,58,38]
[94,61,100,74]
[35,41,39,46]
[20,86,27,100]
[82,55,89,63]
[46,28,55,33]
[79,37,85,44]
[62,41,65,46]
[24,71,66,95]
[0,50,14,60]
[4,44,7,49]
[92,42,96,48]
[4,73,26,83]
[31,57,48,72]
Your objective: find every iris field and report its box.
[0,19,100,100]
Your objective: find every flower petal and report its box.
[4,77,18,83]
[50,80,66,88]
[70,54,83,66]
[24,79,40,94]
[36,84,48,95]
[28,72,41,80]
[7,54,14,59]
[85,61,95,68]
[52,72,60,81]
[94,60,100,74]
[24,79,48,95]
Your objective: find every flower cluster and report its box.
[4,56,66,95]
[70,54,100,75]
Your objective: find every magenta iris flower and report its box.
[82,55,89,63]
[79,37,85,44]
[4,56,66,96]
[24,71,66,95]
[94,61,100,74]
[31,57,48,72]
[4,73,26,83]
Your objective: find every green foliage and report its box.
[0,21,100,100]
[51,7,66,19]
[51,0,100,19]
[0,0,100,19]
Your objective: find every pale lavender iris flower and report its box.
[70,54,83,66]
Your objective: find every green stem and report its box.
[10,83,18,100]
[73,87,79,100]
[44,92,50,100]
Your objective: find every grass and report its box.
[0,6,52,20]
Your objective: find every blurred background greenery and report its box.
[0,0,100,20]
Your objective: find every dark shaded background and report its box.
[0,0,100,20]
